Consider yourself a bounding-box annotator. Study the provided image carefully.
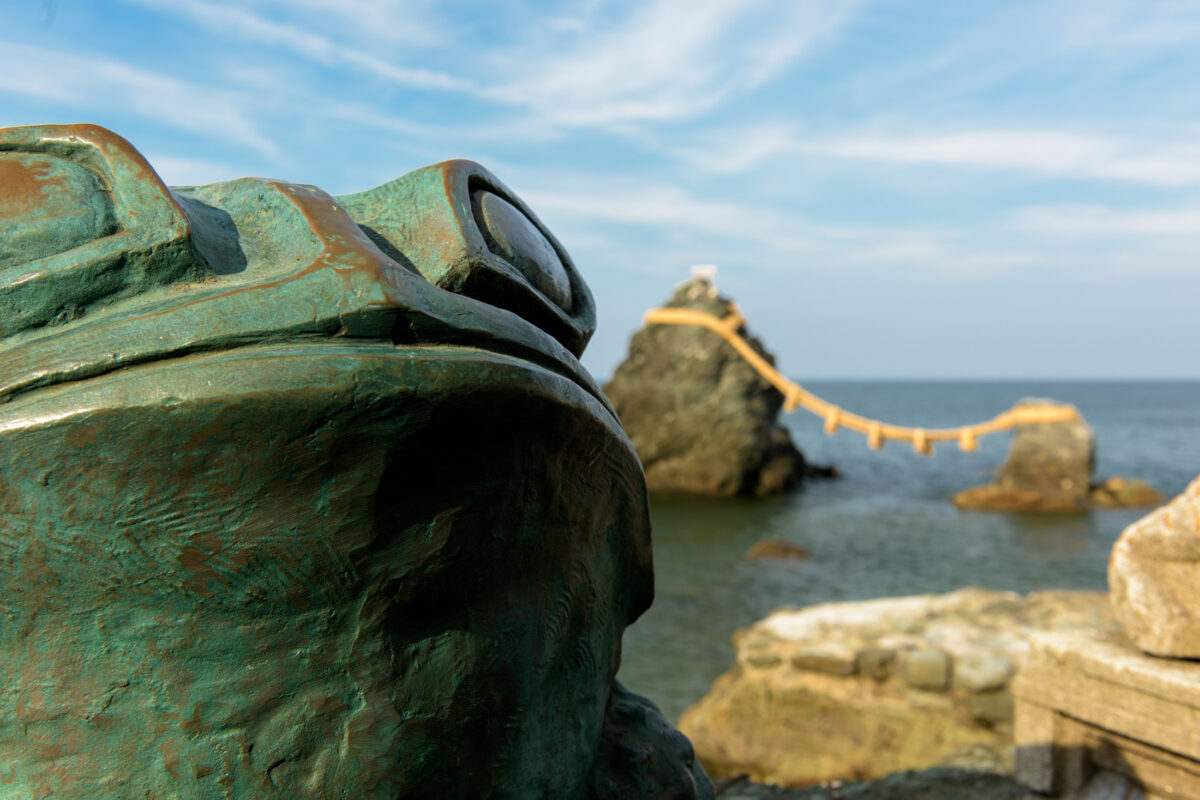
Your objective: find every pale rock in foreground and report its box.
[1109,474,1200,657]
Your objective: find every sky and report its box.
[4,0,1199,379]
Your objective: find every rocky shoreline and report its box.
[714,767,1027,799]
[679,588,1116,788]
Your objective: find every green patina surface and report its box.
[0,124,712,799]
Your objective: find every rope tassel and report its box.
[823,409,840,435]
[867,423,884,450]
[784,386,802,414]
[913,429,932,456]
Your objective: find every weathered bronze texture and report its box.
[0,124,710,799]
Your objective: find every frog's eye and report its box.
[471,190,572,313]
[337,161,596,359]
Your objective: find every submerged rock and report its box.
[1090,476,1165,508]
[604,276,827,497]
[678,588,1115,787]
[1109,474,1200,658]
[745,539,811,561]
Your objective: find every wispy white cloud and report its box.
[0,42,277,157]
[522,175,1043,281]
[1049,0,1200,52]
[524,181,802,242]
[124,0,473,93]
[487,0,866,127]
[243,0,448,48]
[1012,204,1200,238]
[816,131,1112,173]
[123,0,867,130]
[669,124,1200,187]
[145,154,243,186]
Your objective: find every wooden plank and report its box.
[1028,631,1200,708]
[1015,664,1200,761]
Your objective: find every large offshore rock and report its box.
[678,588,1115,787]
[1109,475,1200,658]
[954,401,1095,511]
[0,124,711,799]
[604,276,817,496]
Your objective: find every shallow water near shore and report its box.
[617,380,1200,722]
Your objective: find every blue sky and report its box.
[5,0,1199,378]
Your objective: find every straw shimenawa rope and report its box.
[643,305,1081,455]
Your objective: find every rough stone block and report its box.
[954,653,1014,692]
[790,643,857,676]
[901,648,952,690]
[968,689,1014,725]
[856,648,898,681]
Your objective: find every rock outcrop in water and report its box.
[677,588,1115,787]
[604,275,827,497]
[952,400,1164,512]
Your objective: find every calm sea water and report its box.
[616,380,1200,722]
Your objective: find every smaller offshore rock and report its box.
[953,400,1094,511]
[953,400,1163,512]
[604,275,826,496]
[1109,475,1200,658]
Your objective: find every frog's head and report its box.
[0,122,603,401]
[0,124,655,797]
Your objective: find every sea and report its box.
[615,380,1200,723]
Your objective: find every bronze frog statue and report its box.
[0,124,711,799]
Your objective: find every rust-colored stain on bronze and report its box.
[0,157,59,218]
[178,545,217,599]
